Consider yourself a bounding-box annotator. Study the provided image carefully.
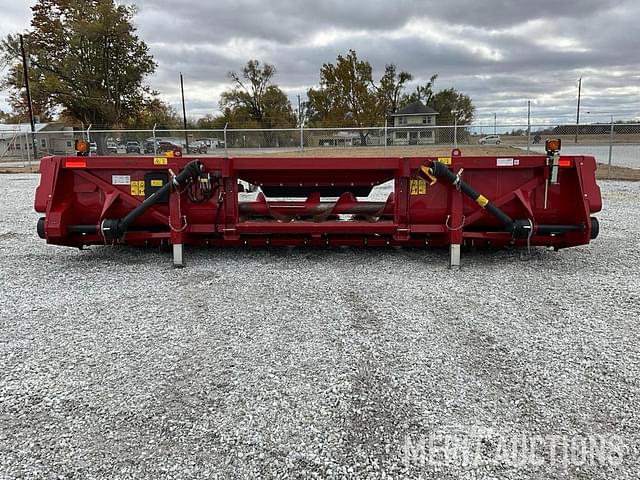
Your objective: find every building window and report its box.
[40,139,47,148]
[398,117,407,125]
[396,132,407,139]
[420,131,433,138]
[422,117,427,124]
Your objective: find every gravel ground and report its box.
[1,174,639,479]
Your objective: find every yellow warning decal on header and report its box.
[154,157,168,165]
[410,179,427,195]
[476,194,489,207]
[150,179,163,187]
[437,157,452,165]
[130,180,145,196]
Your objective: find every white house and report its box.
[316,131,361,147]
[390,101,439,145]
[0,123,75,159]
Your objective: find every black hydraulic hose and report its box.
[426,160,530,238]
[425,161,597,240]
[101,160,203,241]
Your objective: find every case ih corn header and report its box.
[34,140,601,267]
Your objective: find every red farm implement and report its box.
[34,142,601,267]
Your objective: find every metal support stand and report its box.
[450,244,461,268]
[448,165,464,269]
[173,243,184,268]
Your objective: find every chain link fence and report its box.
[1,122,639,169]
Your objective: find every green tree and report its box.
[196,114,226,130]
[306,50,378,131]
[429,88,474,125]
[0,109,25,124]
[402,76,474,125]
[307,50,413,144]
[400,74,438,109]
[220,60,295,130]
[0,60,56,122]
[377,64,413,116]
[129,98,180,130]
[0,0,156,151]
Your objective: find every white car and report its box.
[478,134,501,145]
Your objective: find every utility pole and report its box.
[180,73,189,152]
[527,100,531,153]
[297,94,304,150]
[493,113,497,134]
[575,77,582,143]
[19,34,37,158]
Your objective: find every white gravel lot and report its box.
[1,174,639,479]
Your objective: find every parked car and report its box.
[125,141,141,154]
[187,141,208,154]
[196,138,211,148]
[158,141,183,154]
[143,140,157,154]
[106,142,118,154]
[196,138,225,149]
[478,134,501,145]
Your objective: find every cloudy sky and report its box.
[1,0,639,125]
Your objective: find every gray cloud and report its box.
[1,0,639,123]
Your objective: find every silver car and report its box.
[478,134,501,145]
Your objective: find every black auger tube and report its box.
[428,160,530,237]
[101,160,203,241]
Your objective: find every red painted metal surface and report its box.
[34,153,602,253]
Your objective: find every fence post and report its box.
[152,123,157,154]
[23,133,29,165]
[608,116,614,174]
[300,122,304,151]
[454,116,458,149]
[384,118,388,151]
[19,132,25,163]
[224,123,228,157]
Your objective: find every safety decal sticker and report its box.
[112,175,131,185]
[496,158,514,166]
[130,180,145,196]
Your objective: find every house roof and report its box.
[0,123,51,141]
[391,101,439,116]
[0,122,50,133]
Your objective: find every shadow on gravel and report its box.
[44,243,569,270]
